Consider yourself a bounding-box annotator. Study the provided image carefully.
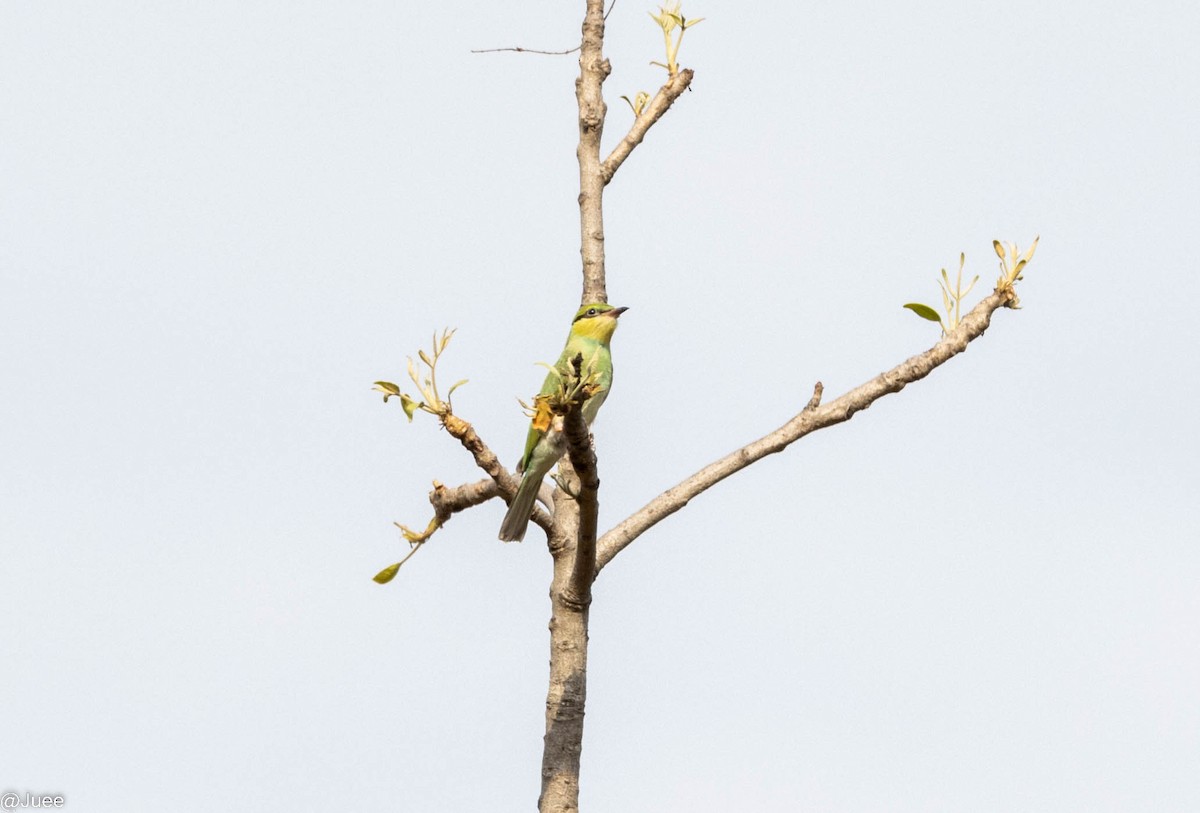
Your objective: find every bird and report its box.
[498,303,628,542]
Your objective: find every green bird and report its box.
[498,303,628,542]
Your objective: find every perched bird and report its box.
[498,303,628,542]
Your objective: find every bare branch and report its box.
[430,477,498,515]
[601,68,695,184]
[408,476,554,539]
[594,287,1020,572]
[442,414,506,481]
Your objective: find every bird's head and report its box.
[570,303,628,343]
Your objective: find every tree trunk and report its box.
[538,568,590,811]
[538,473,591,812]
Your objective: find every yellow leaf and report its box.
[373,563,401,584]
[400,394,421,422]
[1021,235,1040,264]
[903,303,943,323]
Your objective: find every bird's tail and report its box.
[498,474,541,542]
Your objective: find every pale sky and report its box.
[3,2,1198,811]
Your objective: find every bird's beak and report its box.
[610,306,629,318]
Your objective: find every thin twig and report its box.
[395,538,425,568]
[471,45,581,55]
[471,0,616,55]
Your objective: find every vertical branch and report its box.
[563,407,599,599]
[576,0,611,305]
[539,484,589,813]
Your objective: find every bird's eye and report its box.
[587,308,597,316]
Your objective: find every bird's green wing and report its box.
[517,341,607,472]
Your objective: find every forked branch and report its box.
[602,68,694,183]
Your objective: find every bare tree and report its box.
[373,2,1037,811]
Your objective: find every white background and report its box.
[3,1,1197,811]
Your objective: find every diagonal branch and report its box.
[601,68,694,184]
[594,287,1020,572]
[441,414,552,534]
[429,476,553,537]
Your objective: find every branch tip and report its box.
[806,382,824,411]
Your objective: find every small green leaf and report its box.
[373,563,402,584]
[418,349,433,367]
[903,303,943,323]
[400,394,421,422]
[447,379,469,399]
